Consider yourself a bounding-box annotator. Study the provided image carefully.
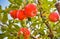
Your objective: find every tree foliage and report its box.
[0,0,60,39]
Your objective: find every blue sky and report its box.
[0,0,10,9]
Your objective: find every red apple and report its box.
[24,4,37,18]
[49,12,59,22]
[17,10,26,20]
[10,10,18,19]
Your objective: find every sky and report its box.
[0,0,10,9]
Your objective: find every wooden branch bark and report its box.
[40,10,53,39]
[38,0,54,39]
[55,1,60,14]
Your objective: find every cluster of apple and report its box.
[10,3,37,20]
[10,3,59,22]
[18,28,30,39]
[10,3,60,39]
[10,3,37,39]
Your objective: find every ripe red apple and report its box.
[24,4,37,18]
[17,10,26,20]
[10,10,18,19]
[49,12,59,22]
[18,28,30,39]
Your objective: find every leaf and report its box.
[20,34,24,39]
[0,5,2,9]
[1,12,8,24]
[14,0,23,5]
[0,6,3,13]
[8,0,15,4]
[0,9,2,13]
[0,13,2,21]
[1,26,8,32]
[0,34,5,39]
[13,25,20,31]
[8,4,19,10]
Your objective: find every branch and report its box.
[55,1,60,14]
[40,9,53,39]
[38,0,53,39]
[45,22,53,39]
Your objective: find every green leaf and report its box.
[13,25,20,31]
[1,12,8,24]
[1,26,8,32]
[0,9,2,13]
[0,6,3,13]
[0,5,2,9]
[0,34,5,39]
[0,13,2,21]
[8,4,19,10]
[8,0,15,4]
[20,34,24,39]
[14,0,23,5]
